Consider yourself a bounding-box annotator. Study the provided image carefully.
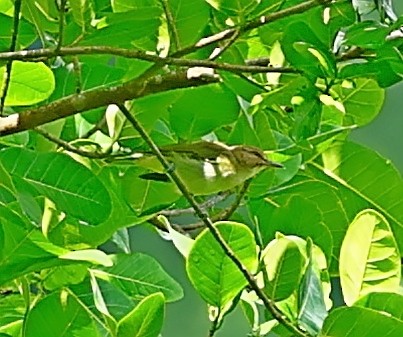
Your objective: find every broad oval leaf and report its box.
[0,147,111,225]
[186,221,258,308]
[339,209,400,306]
[332,78,385,126]
[260,196,333,264]
[2,61,55,106]
[117,292,165,337]
[93,253,183,303]
[319,306,403,337]
[169,84,239,140]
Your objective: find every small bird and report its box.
[120,141,283,195]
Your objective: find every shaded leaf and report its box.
[0,219,68,285]
[24,290,108,337]
[169,84,239,140]
[0,147,111,225]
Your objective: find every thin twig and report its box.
[209,29,241,61]
[0,46,299,75]
[181,180,252,232]
[81,114,107,139]
[159,0,180,51]
[56,0,68,52]
[160,194,229,217]
[0,0,22,116]
[117,104,310,337]
[34,127,109,159]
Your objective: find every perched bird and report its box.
[119,141,283,195]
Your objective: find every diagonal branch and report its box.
[118,104,311,337]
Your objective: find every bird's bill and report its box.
[267,160,284,168]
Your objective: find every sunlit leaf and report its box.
[117,293,164,337]
[2,61,55,106]
[339,209,400,305]
[319,306,403,337]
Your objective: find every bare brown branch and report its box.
[0,70,218,136]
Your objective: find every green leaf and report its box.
[312,141,403,261]
[1,61,55,106]
[0,147,112,225]
[319,306,403,337]
[49,63,126,102]
[0,219,68,285]
[169,84,240,140]
[93,253,183,303]
[298,241,328,335]
[166,0,210,49]
[0,14,36,51]
[254,177,347,273]
[186,221,258,308]
[205,0,259,18]
[262,234,305,301]
[21,0,59,33]
[60,249,114,267]
[339,209,400,306]
[0,294,25,336]
[24,290,108,337]
[332,78,385,126]
[69,0,94,28]
[355,292,403,320]
[291,97,322,141]
[117,293,165,337]
[81,8,161,50]
[259,196,333,264]
[282,22,336,78]
[343,21,391,49]
[45,166,146,248]
[43,264,88,290]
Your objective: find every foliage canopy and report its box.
[0,0,403,336]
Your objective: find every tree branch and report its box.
[0,46,298,75]
[0,70,218,136]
